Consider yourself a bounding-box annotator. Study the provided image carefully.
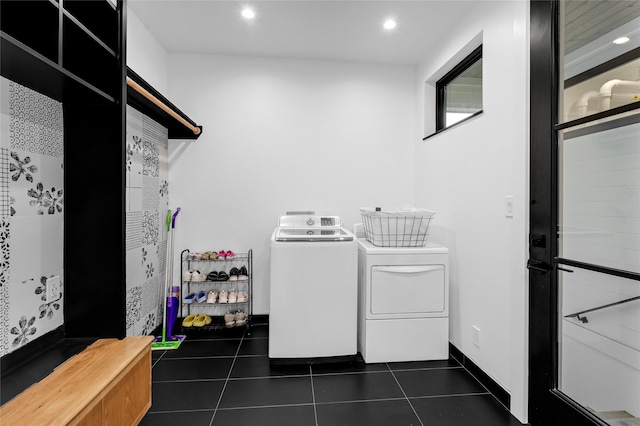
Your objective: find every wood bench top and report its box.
[0,336,154,425]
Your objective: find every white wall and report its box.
[166,53,416,315]
[126,8,169,95]
[414,1,529,423]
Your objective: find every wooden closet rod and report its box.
[126,76,201,136]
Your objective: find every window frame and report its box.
[435,44,483,132]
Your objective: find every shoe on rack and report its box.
[229,267,239,281]
[225,250,235,259]
[182,314,197,327]
[228,291,237,304]
[209,251,219,261]
[196,291,207,303]
[224,311,235,328]
[193,314,209,327]
[219,290,228,303]
[190,252,202,261]
[218,250,227,259]
[235,311,247,327]
[217,271,230,282]
[191,270,206,282]
[237,291,248,303]
[201,251,212,260]
[183,293,196,304]
[238,266,248,280]
[206,271,218,281]
[206,289,219,303]
[182,270,193,282]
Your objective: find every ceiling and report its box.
[127,0,484,65]
[564,0,640,54]
[128,0,640,66]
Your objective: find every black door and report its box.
[529,1,640,425]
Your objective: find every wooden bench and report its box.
[0,336,154,426]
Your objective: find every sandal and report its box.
[209,251,219,261]
[218,250,227,259]
[196,291,207,303]
[201,251,211,260]
[225,250,235,259]
[206,271,218,281]
[182,270,193,282]
[217,271,230,281]
[182,314,197,327]
[193,314,209,327]
[183,293,196,304]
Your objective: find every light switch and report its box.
[505,196,514,217]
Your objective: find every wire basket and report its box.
[360,207,435,247]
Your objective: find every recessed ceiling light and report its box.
[613,36,630,45]
[241,8,255,19]
[383,19,396,30]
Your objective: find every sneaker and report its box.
[229,267,239,281]
[238,266,248,280]
[228,291,237,303]
[219,289,228,303]
[206,290,218,303]
[191,270,206,282]
[237,291,248,303]
[224,311,235,328]
[235,311,247,327]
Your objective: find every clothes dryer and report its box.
[357,238,449,363]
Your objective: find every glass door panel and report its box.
[558,267,640,423]
[548,1,640,424]
[559,118,640,274]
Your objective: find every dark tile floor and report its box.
[141,324,525,426]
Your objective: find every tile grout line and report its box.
[387,362,426,426]
[310,365,319,426]
[208,333,246,426]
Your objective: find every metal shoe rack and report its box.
[179,249,253,333]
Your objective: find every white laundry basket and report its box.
[360,207,435,247]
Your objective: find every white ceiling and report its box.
[127,0,484,65]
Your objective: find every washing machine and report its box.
[269,213,358,364]
[357,237,449,363]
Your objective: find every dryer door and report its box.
[370,265,446,318]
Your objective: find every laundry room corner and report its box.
[164,52,418,315]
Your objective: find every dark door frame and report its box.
[528,1,616,424]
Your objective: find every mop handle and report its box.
[172,207,181,229]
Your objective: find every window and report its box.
[436,45,483,131]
